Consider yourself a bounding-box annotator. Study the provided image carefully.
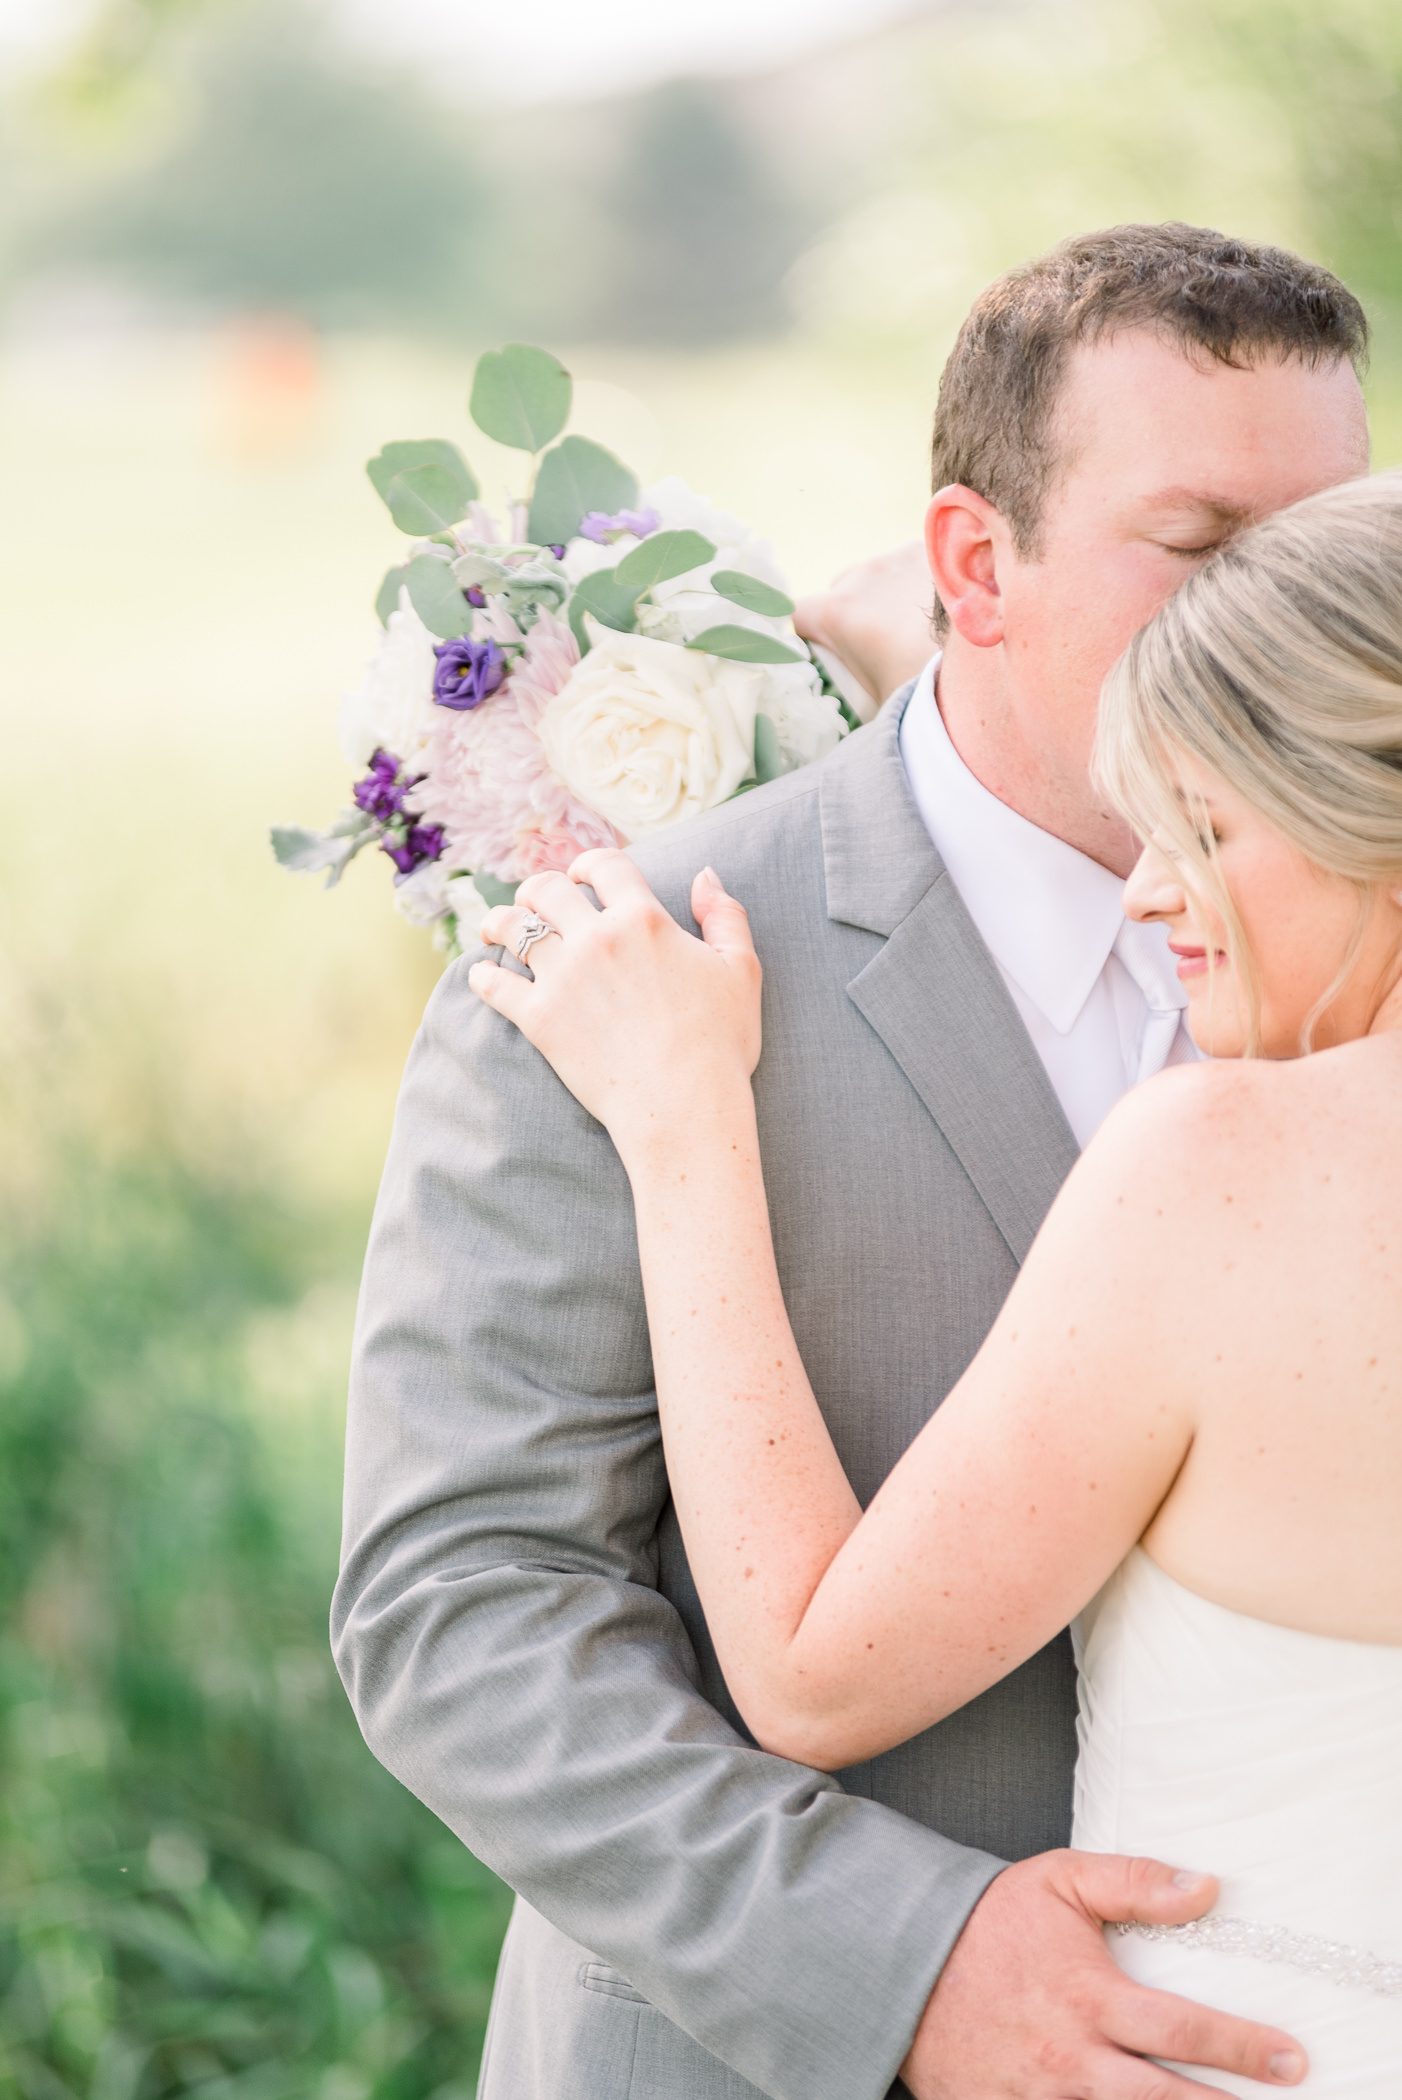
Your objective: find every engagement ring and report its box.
[515,911,559,965]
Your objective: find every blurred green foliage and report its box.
[11,0,1402,361]
[0,1135,511,2099]
[31,19,490,334]
[12,3,808,347]
[1200,0,1402,334]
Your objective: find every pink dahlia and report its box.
[408,610,619,881]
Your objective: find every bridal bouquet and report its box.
[273,344,865,955]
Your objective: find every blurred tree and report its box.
[1196,0,1402,333]
[34,11,493,335]
[597,78,810,344]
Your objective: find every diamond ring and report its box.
[514,910,559,965]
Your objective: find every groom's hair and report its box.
[931,223,1368,567]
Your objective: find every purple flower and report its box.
[578,507,661,546]
[548,544,566,560]
[465,586,487,608]
[433,635,507,711]
[353,747,409,822]
[382,821,445,876]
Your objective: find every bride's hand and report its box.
[468,851,762,1156]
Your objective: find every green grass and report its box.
[0,1138,512,2100]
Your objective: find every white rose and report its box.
[391,856,453,926]
[758,659,846,770]
[428,875,492,957]
[338,590,439,773]
[539,616,761,840]
[634,597,844,775]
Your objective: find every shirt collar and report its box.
[899,656,1136,1035]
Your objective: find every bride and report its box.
[467,470,1402,2095]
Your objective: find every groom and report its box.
[333,225,1369,2100]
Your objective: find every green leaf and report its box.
[528,437,639,549]
[753,714,785,784]
[568,569,641,653]
[469,345,572,452]
[472,871,520,910]
[614,530,716,591]
[710,569,795,618]
[366,440,479,533]
[375,564,410,625]
[385,464,475,536]
[685,624,805,666]
[270,812,378,889]
[405,552,474,639]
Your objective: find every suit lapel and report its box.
[822,687,1080,1264]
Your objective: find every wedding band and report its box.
[515,910,559,964]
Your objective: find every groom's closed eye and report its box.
[1140,487,1255,557]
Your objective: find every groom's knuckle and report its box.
[1027,2026,1084,2082]
[1153,2002,1213,2061]
[1062,1971,1109,2030]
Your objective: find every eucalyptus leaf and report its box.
[568,569,641,653]
[612,530,717,592]
[375,564,410,626]
[405,552,475,639]
[710,569,795,618]
[469,345,572,453]
[367,440,478,532]
[270,812,378,889]
[685,624,805,666]
[382,464,475,536]
[753,714,785,784]
[528,437,639,550]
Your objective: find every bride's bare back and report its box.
[1134,1037,1402,1644]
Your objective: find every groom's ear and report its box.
[925,485,1008,650]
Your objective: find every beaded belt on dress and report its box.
[1117,1918,1402,1999]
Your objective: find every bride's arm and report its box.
[470,854,1201,1772]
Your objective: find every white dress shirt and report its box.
[899,658,1197,1148]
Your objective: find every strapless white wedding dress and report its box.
[1072,1548,1402,2095]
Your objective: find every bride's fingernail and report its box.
[1269,2050,1305,2083]
[1171,1870,1206,1891]
[699,866,720,890]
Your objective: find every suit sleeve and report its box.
[331,957,1005,2100]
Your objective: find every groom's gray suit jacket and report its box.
[333,687,1083,2100]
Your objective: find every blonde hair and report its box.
[1094,470,1402,1054]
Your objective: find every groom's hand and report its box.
[899,1851,1308,2098]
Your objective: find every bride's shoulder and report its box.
[1096,1055,1278,1155]
[1073,1058,1298,1223]
[1084,1037,1402,1221]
